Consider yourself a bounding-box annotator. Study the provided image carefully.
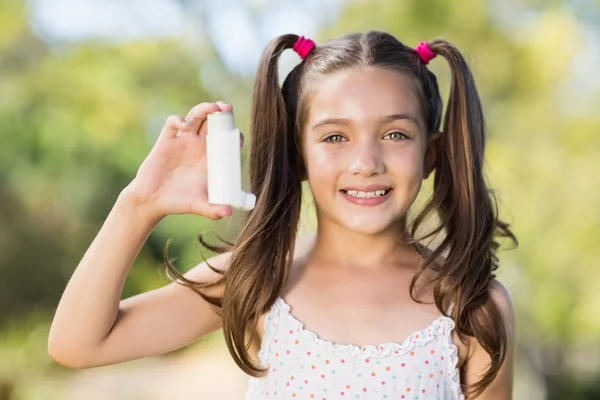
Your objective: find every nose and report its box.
[348,140,386,177]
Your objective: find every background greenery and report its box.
[1,0,599,398]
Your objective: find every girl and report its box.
[49,31,518,399]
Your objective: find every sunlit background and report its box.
[1,0,599,398]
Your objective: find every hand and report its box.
[124,101,244,220]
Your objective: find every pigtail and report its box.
[412,39,517,397]
[162,34,305,376]
[219,34,305,376]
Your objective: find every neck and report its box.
[306,216,418,271]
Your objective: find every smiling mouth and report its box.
[340,189,392,198]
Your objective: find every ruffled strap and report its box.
[440,316,464,399]
[256,298,288,366]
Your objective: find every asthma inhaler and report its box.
[206,111,256,211]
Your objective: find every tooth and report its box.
[344,189,390,198]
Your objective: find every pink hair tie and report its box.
[415,41,436,64]
[293,35,315,59]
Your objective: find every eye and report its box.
[324,134,346,143]
[384,131,409,141]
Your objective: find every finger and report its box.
[159,115,185,139]
[193,101,234,137]
[190,200,233,220]
[198,101,235,137]
[183,102,222,135]
[240,131,244,147]
[216,101,233,113]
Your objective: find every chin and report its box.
[339,215,403,235]
[313,191,410,235]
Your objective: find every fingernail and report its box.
[221,208,233,216]
[216,101,227,108]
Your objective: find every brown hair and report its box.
[164,31,517,397]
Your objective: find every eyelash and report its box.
[323,132,409,143]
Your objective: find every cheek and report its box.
[386,146,425,178]
[303,144,341,178]
[394,154,426,207]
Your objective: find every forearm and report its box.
[48,189,161,358]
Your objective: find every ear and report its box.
[423,131,443,179]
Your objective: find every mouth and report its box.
[339,188,392,199]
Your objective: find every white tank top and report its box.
[245,297,464,399]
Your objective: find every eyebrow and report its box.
[311,113,420,130]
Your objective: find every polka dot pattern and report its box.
[245,298,464,399]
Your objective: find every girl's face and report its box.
[301,67,437,235]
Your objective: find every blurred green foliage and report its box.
[0,0,599,398]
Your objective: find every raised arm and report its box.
[48,101,240,368]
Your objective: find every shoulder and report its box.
[185,232,315,300]
[489,279,514,313]
[180,251,233,297]
[183,250,233,280]
[468,278,516,349]
[485,279,515,333]
[463,278,516,399]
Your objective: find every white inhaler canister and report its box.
[206,111,256,211]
